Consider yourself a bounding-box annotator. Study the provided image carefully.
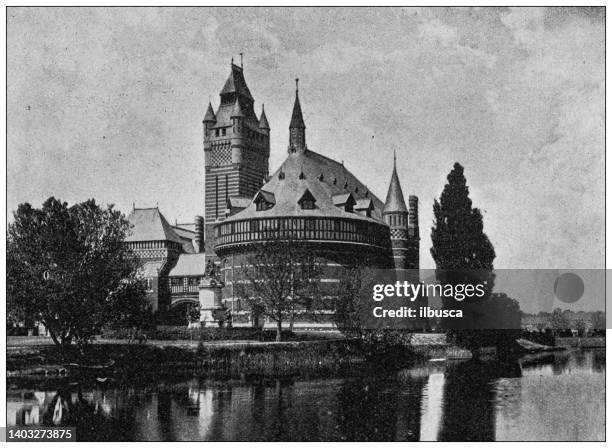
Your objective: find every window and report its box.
[256,199,269,211]
[301,199,315,209]
[215,129,220,137]
[222,128,226,136]
[298,189,316,210]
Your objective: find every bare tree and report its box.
[235,236,322,341]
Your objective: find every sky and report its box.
[7,7,605,283]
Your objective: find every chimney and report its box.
[194,215,204,253]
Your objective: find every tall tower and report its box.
[203,61,270,255]
[383,153,419,278]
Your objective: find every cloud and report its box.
[7,7,605,277]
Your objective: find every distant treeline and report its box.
[521,309,605,331]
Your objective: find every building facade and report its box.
[126,61,420,326]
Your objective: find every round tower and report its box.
[383,153,419,279]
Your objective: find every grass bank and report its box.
[7,339,365,379]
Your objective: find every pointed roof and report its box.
[230,97,245,118]
[289,80,305,129]
[258,105,270,129]
[203,102,216,123]
[383,154,408,213]
[223,149,384,224]
[126,208,183,243]
[220,63,254,101]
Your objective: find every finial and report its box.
[240,52,243,68]
[132,202,135,211]
[296,78,299,93]
[231,56,234,65]
[393,150,397,167]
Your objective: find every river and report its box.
[7,349,604,441]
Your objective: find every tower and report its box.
[203,61,270,255]
[383,153,419,278]
[288,79,306,153]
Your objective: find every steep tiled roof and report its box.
[220,63,254,101]
[126,208,182,243]
[168,253,207,277]
[224,149,384,223]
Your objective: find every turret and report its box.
[203,102,216,155]
[383,152,419,275]
[288,79,306,153]
[203,102,216,128]
[259,104,270,135]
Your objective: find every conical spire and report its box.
[258,104,270,130]
[290,79,305,129]
[203,101,216,123]
[230,97,245,118]
[383,152,408,214]
[288,79,306,153]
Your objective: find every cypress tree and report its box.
[431,163,495,271]
[431,163,506,353]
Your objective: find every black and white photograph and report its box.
[4,5,607,443]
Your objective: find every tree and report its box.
[234,236,323,341]
[591,311,605,331]
[333,266,415,362]
[551,307,570,334]
[431,163,496,273]
[7,197,146,350]
[430,163,502,353]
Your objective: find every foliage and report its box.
[234,236,323,341]
[591,311,605,330]
[333,266,415,362]
[186,302,200,325]
[430,163,522,354]
[7,197,147,349]
[551,307,571,332]
[431,163,496,273]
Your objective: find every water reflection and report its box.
[7,349,604,441]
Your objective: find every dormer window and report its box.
[333,193,356,212]
[355,198,374,218]
[278,171,285,180]
[298,189,317,210]
[254,190,276,211]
